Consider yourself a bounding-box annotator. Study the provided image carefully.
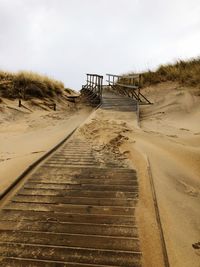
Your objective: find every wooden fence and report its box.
[106,73,151,104]
[81,74,103,105]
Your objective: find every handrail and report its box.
[106,73,151,104]
[81,73,103,105]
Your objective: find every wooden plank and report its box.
[116,83,138,89]
[0,230,140,251]
[12,195,137,207]
[18,188,138,198]
[23,182,139,192]
[86,74,103,78]
[0,257,121,267]
[106,74,122,78]
[0,220,138,237]
[4,202,136,216]
[0,210,137,225]
[0,243,142,267]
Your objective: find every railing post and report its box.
[100,76,103,102]
[97,76,99,97]
[89,74,92,88]
[86,74,89,87]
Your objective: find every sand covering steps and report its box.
[0,94,141,266]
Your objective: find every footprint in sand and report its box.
[179,128,190,131]
[192,242,200,249]
[167,134,178,138]
[192,242,200,256]
[178,180,199,197]
[0,157,12,162]
[31,151,45,154]
[123,150,130,155]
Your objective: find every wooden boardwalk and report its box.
[0,93,142,266]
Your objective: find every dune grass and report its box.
[0,70,66,99]
[141,58,200,87]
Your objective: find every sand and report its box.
[0,82,199,266]
[133,82,200,267]
[0,97,92,194]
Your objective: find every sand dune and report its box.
[0,97,92,194]
[128,82,200,267]
[0,82,199,266]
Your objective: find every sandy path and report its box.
[130,130,200,267]
[0,101,92,194]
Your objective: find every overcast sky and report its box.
[0,0,200,89]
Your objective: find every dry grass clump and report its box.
[141,58,200,87]
[0,70,65,99]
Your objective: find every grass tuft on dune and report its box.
[0,70,72,99]
[141,57,200,87]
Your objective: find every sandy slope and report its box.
[0,97,92,194]
[0,83,199,266]
[133,82,200,267]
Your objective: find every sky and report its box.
[0,0,200,90]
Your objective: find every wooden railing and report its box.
[106,73,151,104]
[81,74,103,105]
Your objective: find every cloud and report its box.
[0,0,200,89]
